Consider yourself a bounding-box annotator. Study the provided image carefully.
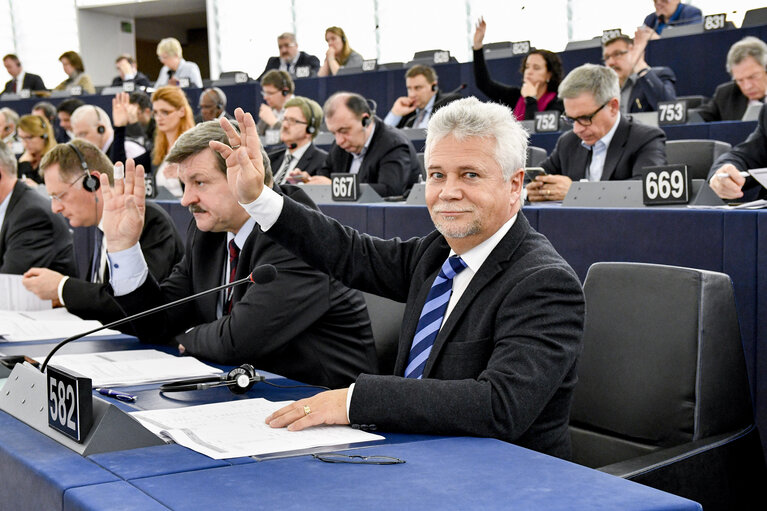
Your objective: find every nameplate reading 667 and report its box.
[331,173,359,201]
[47,366,93,442]
[641,165,690,205]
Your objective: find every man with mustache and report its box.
[22,139,182,322]
[211,99,585,459]
[99,120,377,389]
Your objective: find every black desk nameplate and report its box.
[331,173,360,201]
[47,366,93,442]
[642,165,691,205]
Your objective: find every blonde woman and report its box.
[318,27,363,76]
[17,114,56,185]
[154,37,203,88]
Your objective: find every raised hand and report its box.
[210,107,266,204]
[112,92,131,127]
[99,160,146,252]
[473,17,487,50]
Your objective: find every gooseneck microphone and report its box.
[449,83,467,95]
[38,264,278,373]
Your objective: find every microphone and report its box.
[38,264,278,372]
[288,143,298,150]
[448,83,467,95]
[167,69,175,79]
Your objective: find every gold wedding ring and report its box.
[303,405,311,416]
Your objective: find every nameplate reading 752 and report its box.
[331,173,359,201]
[534,111,559,133]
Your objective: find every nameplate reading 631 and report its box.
[641,165,690,205]
[331,173,359,201]
[47,366,93,442]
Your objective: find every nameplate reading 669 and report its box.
[331,173,359,201]
[641,165,690,205]
[47,366,93,442]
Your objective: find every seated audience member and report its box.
[154,37,203,88]
[258,70,294,147]
[260,32,321,79]
[54,51,95,94]
[23,140,183,322]
[196,87,234,123]
[304,92,421,197]
[112,54,151,88]
[384,65,462,129]
[2,54,46,93]
[126,91,155,149]
[603,30,676,113]
[100,122,377,388]
[472,18,564,119]
[151,85,195,197]
[527,64,666,202]
[318,26,363,77]
[270,96,327,184]
[0,143,76,276]
[70,100,150,171]
[0,107,23,155]
[700,37,767,122]
[56,98,85,142]
[212,100,585,459]
[708,104,767,201]
[643,0,702,35]
[32,101,67,143]
[16,114,56,185]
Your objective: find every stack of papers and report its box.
[131,398,384,459]
[34,349,222,387]
[0,308,122,342]
[0,274,53,311]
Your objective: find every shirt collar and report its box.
[228,216,256,250]
[288,141,311,160]
[0,183,12,228]
[420,94,437,114]
[448,214,518,273]
[102,133,114,154]
[357,121,376,158]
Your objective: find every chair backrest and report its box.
[362,293,406,374]
[665,139,731,180]
[570,262,753,468]
[526,146,547,167]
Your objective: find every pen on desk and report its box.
[716,171,750,179]
[96,388,137,403]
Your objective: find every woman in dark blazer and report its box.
[472,18,564,120]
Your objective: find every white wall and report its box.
[77,10,136,87]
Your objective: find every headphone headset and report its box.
[303,99,318,135]
[159,364,264,394]
[67,142,100,192]
[360,114,370,127]
[431,83,438,92]
[38,116,48,140]
[279,71,291,97]
[93,106,105,135]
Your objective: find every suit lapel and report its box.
[601,117,629,181]
[196,231,227,314]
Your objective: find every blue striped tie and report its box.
[404,255,468,379]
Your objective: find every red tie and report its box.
[225,239,240,314]
[12,79,17,93]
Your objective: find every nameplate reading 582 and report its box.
[641,165,690,205]
[47,366,93,442]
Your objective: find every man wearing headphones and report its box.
[70,101,151,172]
[22,139,183,323]
[304,91,421,197]
[0,143,76,276]
[197,87,234,123]
[269,96,327,184]
[258,70,294,147]
[384,65,463,129]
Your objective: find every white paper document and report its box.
[33,349,222,387]
[0,308,121,342]
[0,273,53,311]
[131,398,384,459]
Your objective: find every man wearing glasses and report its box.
[0,143,75,276]
[527,64,666,202]
[259,33,320,80]
[267,96,327,184]
[22,139,182,322]
[257,70,295,147]
[602,31,676,114]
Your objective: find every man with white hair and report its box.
[70,100,150,170]
[527,64,666,202]
[199,99,585,459]
[700,37,767,122]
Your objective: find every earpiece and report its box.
[360,114,370,128]
[306,103,317,135]
[39,117,48,140]
[93,105,105,135]
[280,72,290,97]
[68,143,100,193]
[431,83,438,92]
[159,364,264,394]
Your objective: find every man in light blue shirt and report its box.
[383,65,462,130]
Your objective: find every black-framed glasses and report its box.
[602,49,629,62]
[560,101,609,127]
[282,116,308,127]
[312,453,405,465]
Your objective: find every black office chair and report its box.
[570,262,765,511]
[742,7,767,27]
[362,293,406,375]
[676,95,708,109]
[416,153,425,179]
[526,146,547,167]
[665,139,731,180]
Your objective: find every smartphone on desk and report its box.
[525,167,547,181]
